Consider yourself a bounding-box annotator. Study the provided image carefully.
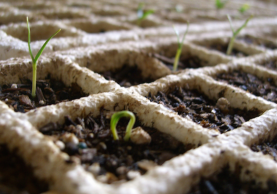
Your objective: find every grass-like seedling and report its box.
[27,17,61,98]
[238,3,250,14]
[110,111,136,141]
[172,22,189,71]
[226,15,252,55]
[137,2,154,26]
[215,0,228,9]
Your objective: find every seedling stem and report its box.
[172,22,189,71]
[226,15,252,55]
[110,111,136,141]
[137,3,154,26]
[27,17,60,98]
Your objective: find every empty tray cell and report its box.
[215,70,277,103]
[2,22,79,42]
[0,144,48,194]
[188,165,275,194]
[147,84,261,133]
[65,44,170,87]
[237,35,277,50]
[251,135,277,162]
[68,19,131,34]
[39,109,192,184]
[258,57,277,71]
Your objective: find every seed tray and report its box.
[1,0,277,194]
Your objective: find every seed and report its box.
[130,127,151,145]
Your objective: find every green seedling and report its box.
[226,15,252,55]
[137,2,154,26]
[26,17,61,98]
[238,3,250,14]
[110,111,136,141]
[172,22,189,71]
[215,0,228,9]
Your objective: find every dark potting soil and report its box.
[0,75,87,113]
[101,65,154,87]
[147,86,261,133]
[39,110,190,184]
[0,144,48,194]
[205,43,248,57]
[152,53,209,71]
[251,135,277,162]
[215,70,277,103]
[237,35,277,50]
[188,166,276,194]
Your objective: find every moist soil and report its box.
[147,86,261,133]
[101,65,154,87]
[237,35,277,50]
[39,109,190,184]
[151,53,209,70]
[251,135,277,162]
[188,166,276,194]
[215,70,277,103]
[204,43,248,57]
[0,144,48,194]
[0,75,87,113]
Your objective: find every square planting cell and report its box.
[237,35,277,50]
[146,83,261,134]
[215,70,277,103]
[0,56,116,113]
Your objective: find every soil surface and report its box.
[39,109,190,184]
[237,35,277,50]
[251,135,277,162]
[147,86,261,133]
[0,75,87,113]
[215,70,277,103]
[204,43,248,57]
[0,144,48,194]
[188,166,276,194]
[101,65,154,87]
[152,53,209,70]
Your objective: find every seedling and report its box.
[226,15,252,55]
[137,3,154,26]
[238,3,250,14]
[110,111,136,141]
[215,0,228,9]
[26,17,61,98]
[172,22,189,71]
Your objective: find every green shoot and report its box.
[137,3,154,26]
[238,3,250,14]
[226,15,252,55]
[172,22,189,71]
[27,17,61,98]
[110,111,136,141]
[215,0,227,9]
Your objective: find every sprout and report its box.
[27,17,61,98]
[226,15,252,55]
[215,0,228,9]
[239,3,250,14]
[137,3,154,26]
[172,22,189,71]
[110,111,136,141]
